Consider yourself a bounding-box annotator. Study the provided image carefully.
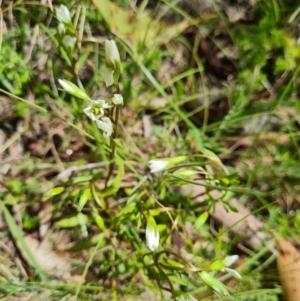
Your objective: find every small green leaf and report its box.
[166,259,184,268]
[228,203,238,212]
[94,214,105,230]
[56,214,89,228]
[199,271,229,297]
[111,155,124,192]
[147,215,157,230]
[78,188,91,212]
[43,186,65,201]
[149,209,160,216]
[194,212,209,230]
[119,203,136,215]
[157,224,167,231]
[173,169,198,176]
[169,156,187,165]
[209,259,225,271]
[169,275,188,286]
[70,175,93,184]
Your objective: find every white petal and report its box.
[96,117,113,137]
[221,267,242,279]
[105,40,120,69]
[146,227,159,251]
[224,255,239,267]
[148,160,169,173]
[56,4,71,24]
[112,94,123,105]
[83,99,110,121]
[57,23,65,35]
[58,79,74,93]
[62,35,76,49]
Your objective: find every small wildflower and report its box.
[57,23,66,35]
[58,79,89,100]
[148,159,169,173]
[112,94,123,105]
[146,216,159,252]
[96,117,113,137]
[105,40,120,70]
[83,99,110,121]
[224,255,239,267]
[62,35,76,49]
[221,255,241,279]
[221,267,242,279]
[104,40,121,87]
[56,4,71,24]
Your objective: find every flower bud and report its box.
[58,79,89,100]
[148,159,169,173]
[57,23,66,35]
[56,4,71,24]
[105,40,120,70]
[62,35,76,50]
[112,94,123,105]
[96,117,113,137]
[146,216,159,251]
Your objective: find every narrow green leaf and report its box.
[0,201,47,281]
[56,214,89,228]
[194,212,209,230]
[157,224,167,231]
[149,209,160,216]
[43,186,65,202]
[169,275,188,286]
[166,259,184,268]
[94,215,105,230]
[112,155,124,190]
[173,169,198,176]
[209,259,225,271]
[199,271,229,297]
[78,188,91,212]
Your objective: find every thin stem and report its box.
[104,83,121,188]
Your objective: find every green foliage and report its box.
[0,43,31,95]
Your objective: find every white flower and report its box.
[112,94,123,105]
[57,23,66,35]
[56,4,71,24]
[224,255,239,267]
[96,117,113,137]
[146,226,159,252]
[83,100,110,121]
[221,255,241,279]
[105,39,120,70]
[221,267,242,279]
[62,35,76,49]
[58,79,89,100]
[148,159,169,173]
[58,78,75,93]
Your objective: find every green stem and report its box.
[104,83,121,188]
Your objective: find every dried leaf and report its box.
[92,0,192,49]
[277,237,300,301]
